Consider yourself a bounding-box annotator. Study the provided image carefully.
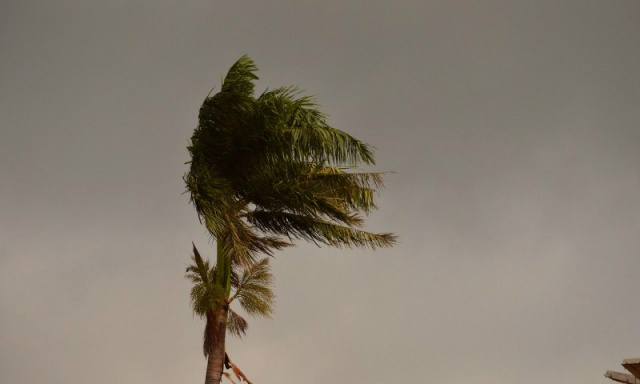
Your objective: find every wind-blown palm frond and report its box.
[240,162,386,224]
[187,246,226,319]
[230,258,275,318]
[220,55,258,96]
[255,87,375,165]
[214,218,293,268]
[245,210,396,249]
[186,242,211,283]
[187,244,244,297]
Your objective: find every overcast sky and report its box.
[1,1,640,383]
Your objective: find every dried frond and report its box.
[227,308,249,338]
[202,312,216,357]
[223,372,237,384]
[230,362,253,384]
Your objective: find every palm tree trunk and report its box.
[204,305,229,384]
[205,236,232,384]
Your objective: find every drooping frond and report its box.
[228,357,253,384]
[230,258,275,318]
[227,308,249,338]
[216,219,293,269]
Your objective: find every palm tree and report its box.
[184,55,396,384]
[186,243,273,384]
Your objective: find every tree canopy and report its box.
[185,55,396,269]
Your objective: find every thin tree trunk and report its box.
[204,304,229,384]
[204,234,232,384]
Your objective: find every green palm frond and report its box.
[185,242,210,283]
[255,87,375,166]
[186,245,226,317]
[220,54,258,96]
[214,218,293,269]
[304,167,385,213]
[241,162,384,224]
[246,210,396,249]
[230,258,275,318]
[189,280,225,318]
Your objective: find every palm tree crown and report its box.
[185,55,396,268]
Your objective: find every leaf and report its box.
[231,362,253,384]
[227,308,248,338]
[231,258,275,318]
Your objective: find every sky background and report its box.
[1,1,640,383]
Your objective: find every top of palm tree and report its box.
[185,55,396,267]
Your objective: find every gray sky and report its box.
[1,1,639,383]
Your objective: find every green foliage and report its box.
[230,258,275,318]
[186,245,274,340]
[186,243,225,317]
[185,55,396,269]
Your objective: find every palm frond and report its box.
[186,243,210,283]
[246,210,396,249]
[221,54,258,96]
[230,258,275,318]
[227,308,249,338]
[189,281,225,317]
[229,358,253,384]
[186,245,228,317]
[243,163,385,222]
[256,87,375,165]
